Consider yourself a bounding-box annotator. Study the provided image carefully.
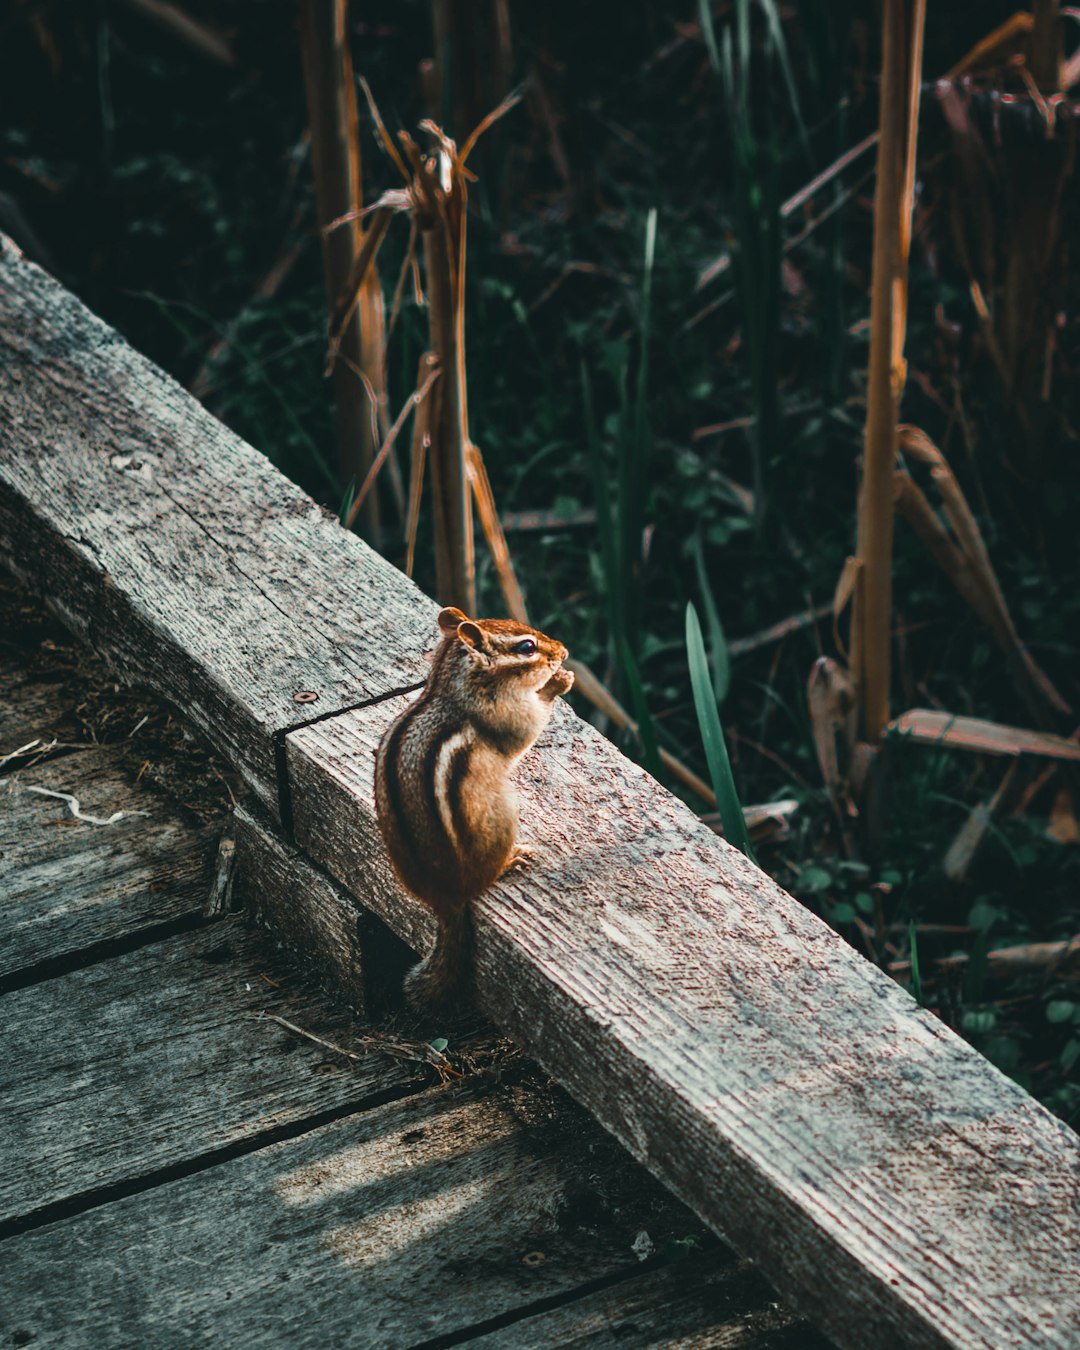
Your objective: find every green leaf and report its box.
[967,899,1004,933]
[830,902,856,925]
[686,603,753,857]
[798,865,832,894]
[1046,1001,1077,1025]
[690,533,731,705]
[908,921,923,1007]
[338,477,356,527]
[429,1037,448,1053]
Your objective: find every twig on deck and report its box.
[253,1011,461,1078]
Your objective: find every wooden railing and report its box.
[2,233,1077,1350]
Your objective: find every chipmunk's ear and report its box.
[437,606,469,638]
[456,620,486,651]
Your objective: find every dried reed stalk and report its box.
[357,85,524,610]
[850,0,925,744]
[895,426,1071,725]
[299,0,386,540]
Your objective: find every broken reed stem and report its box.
[851,0,925,745]
[299,0,385,540]
[422,186,474,612]
[356,84,521,611]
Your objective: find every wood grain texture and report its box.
[466,1252,831,1350]
[288,697,1080,1350]
[0,916,422,1226]
[0,235,436,814]
[0,745,216,978]
[234,802,368,1014]
[0,1078,792,1350]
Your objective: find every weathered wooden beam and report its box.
[0,235,433,817]
[234,802,369,1014]
[1,236,1078,1350]
[288,696,1080,1350]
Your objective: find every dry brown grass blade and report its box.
[116,0,234,66]
[891,935,1080,983]
[831,555,861,662]
[325,204,393,374]
[943,11,1033,81]
[404,355,436,579]
[887,709,1080,761]
[1048,786,1079,845]
[741,799,799,843]
[346,366,441,532]
[897,425,1071,721]
[727,602,832,659]
[851,0,925,746]
[893,469,1011,647]
[465,441,528,624]
[807,656,858,853]
[943,761,1022,883]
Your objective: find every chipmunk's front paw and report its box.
[539,668,575,701]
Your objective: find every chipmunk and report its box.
[374,606,574,1009]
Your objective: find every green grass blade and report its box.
[338,477,356,527]
[691,533,731,704]
[686,602,753,856]
[908,921,923,1005]
[698,0,722,74]
[756,0,812,164]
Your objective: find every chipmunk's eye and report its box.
[512,638,537,656]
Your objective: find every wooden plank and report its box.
[0,745,218,979]
[234,802,368,1014]
[0,236,436,815]
[287,698,1080,1350]
[0,917,423,1228]
[465,1252,831,1349]
[0,1076,820,1349]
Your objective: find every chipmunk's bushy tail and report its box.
[403,906,474,1010]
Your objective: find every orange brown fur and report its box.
[374,606,573,1007]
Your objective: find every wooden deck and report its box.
[3,233,1079,1350]
[0,583,828,1346]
